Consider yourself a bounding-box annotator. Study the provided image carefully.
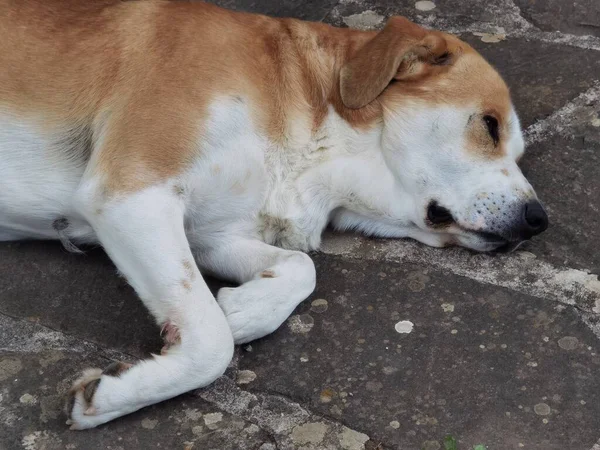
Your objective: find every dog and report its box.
[0,0,548,429]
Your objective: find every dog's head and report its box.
[340,17,547,252]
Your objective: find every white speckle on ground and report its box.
[395,320,414,334]
[236,370,257,385]
[141,418,158,429]
[415,1,436,11]
[192,425,204,435]
[343,10,385,30]
[203,412,223,430]
[389,420,400,429]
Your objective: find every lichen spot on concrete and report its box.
[320,388,335,403]
[441,303,454,313]
[0,357,23,381]
[288,314,315,334]
[141,418,158,429]
[203,412,223,430]
[337,427,370,450]
[236,370,257,385]
[311,298,329,313]
[343,11,385,30]
[558,336,579,350]
[415,1,436,11]
[534,403,551,416]
[291,422,329,445]
[19,393,37,405]
[395,320,414,334]
[184,408,203,421]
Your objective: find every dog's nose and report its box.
[520,200,548,239]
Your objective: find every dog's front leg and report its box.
[66,183,234,429]
[195,238,316,344]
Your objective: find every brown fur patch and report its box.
[182,260,196,281]
[102,361,132,378]
[261,269,276,278]
[0,2,510,192]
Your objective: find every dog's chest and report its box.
[183,99,342,251]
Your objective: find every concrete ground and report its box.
[1,0,600,449]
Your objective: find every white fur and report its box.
[0,92,538,428]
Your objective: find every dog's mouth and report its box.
[476,231,526,253]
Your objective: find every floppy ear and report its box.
[340,16,451,109]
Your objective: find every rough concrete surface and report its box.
[1,0,599,449]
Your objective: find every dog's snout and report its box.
[521,200,548,238]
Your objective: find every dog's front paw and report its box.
[65,362,132,430]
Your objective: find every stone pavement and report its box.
[1,0,600,449]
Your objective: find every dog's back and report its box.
[0,0,357,240]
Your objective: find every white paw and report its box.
[217,285,276,344]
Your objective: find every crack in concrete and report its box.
[0,313,374,450]
[525,81,600,145]
[319,235,600,315]
[331,0,600,52]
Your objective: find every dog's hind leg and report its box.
[65,182,234,429]
[195,238,316,344]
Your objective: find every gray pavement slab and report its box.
[238,254,600,450]
[513,0,600,37]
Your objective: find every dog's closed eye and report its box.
[483,115,499,146]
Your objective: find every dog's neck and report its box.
[257,21,417,249]
[294,117,416,247]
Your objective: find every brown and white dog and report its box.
[0,0,547,429]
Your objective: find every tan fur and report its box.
[0,0,511,193]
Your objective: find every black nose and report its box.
[521,200,548,238]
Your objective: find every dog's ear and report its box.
[340,16,452,109]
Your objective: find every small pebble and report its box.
[394,320,414,334]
